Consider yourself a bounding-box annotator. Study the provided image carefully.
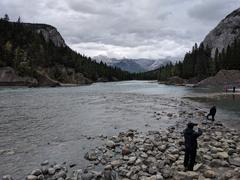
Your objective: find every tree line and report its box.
[154,39,240,82]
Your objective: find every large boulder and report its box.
[0,67,37,86]
[42,66,92,85]
[35,71,60,87]
[197,69,240,88]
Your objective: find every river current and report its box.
[0,81,239,178]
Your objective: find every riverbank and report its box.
[1,81,240,179]
[0,82,189,178]
[3,100,240,179]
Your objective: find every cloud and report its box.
[188,0,239,23]
[70,39,191,59]
[0,0,240,59]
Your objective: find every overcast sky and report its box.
[1,0,240,59]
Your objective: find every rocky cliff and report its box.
[203,8,240,56]
[23,23,66,48]
[0,67,37,86]
[0,66,93,87]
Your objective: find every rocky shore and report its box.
[0,67,93,88]
[3,108,240,180]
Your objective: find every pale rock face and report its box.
[22,23,67,48]
[36,27,66,48]
[0,67,37,85]
[203,8,240,57]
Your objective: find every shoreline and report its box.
[3,97,240,180]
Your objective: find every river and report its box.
[0,81,239,179]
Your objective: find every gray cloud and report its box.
[188,0,239,23]
[1,0,240,59]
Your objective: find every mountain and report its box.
[93,55,171,73]
[25,23,67,48]
[92,55,113,65]
[0,20,131,86]
[113,59,146,73]
[203,8,240,56]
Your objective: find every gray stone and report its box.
[111,160,122,167]
[217,152,229,159]
[161,166,172,178]
[140,152,148,158]
[26,175,38,180]
[106,140,116,149]
[48,168,55,175]
[31,169,42,176]
[158,145,166,152]
[57,178,64,180]
[55,171,67,179]
[156,173,163,180]
[176,171,199,180]
[204,170,217,178]
[210,159,222,167]
[41,160,49,166]
[167,154,177,162]
[41,167,48,175]
[81,173,94,180]
[148,166,157,175]
[229,158,240,167]
[128,157,137,165]
[2,175,13,180]
[37,175,44,180]
[104,165,112,170]
[54,164,62,171]
[135,158,142,165]
[193,163,203,171]
[84,151,97,161]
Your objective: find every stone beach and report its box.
[3,106,240,180]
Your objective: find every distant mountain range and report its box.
[93,55,172,73]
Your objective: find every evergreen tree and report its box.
[3,14,9,21]
[17,16,21,23]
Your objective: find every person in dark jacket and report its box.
[207,106,216,121]
[183,122,202,171]
[233,86,236,93]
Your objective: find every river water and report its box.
[0,81,239,178]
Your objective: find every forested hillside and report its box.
[155,39,240,82]
[0,17,132,86]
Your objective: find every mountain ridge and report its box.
[203,7,240,56]
[93,55,171,73]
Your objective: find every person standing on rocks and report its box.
[206,106,216,121]
[183,122,202,171]
[233,86,236,93]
